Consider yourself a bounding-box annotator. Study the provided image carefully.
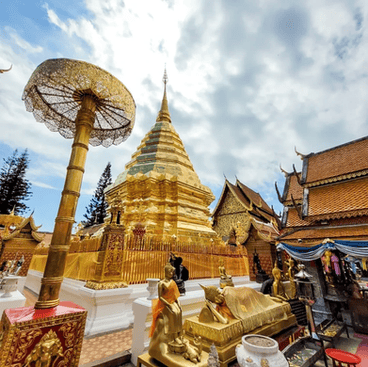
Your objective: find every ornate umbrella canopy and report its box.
[22,58,136,147]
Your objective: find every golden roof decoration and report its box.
[2,214,44,242]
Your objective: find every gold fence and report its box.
[31,237,249,284]
[118,237,249,284]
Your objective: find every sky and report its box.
[0,0,367,233]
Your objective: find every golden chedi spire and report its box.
[156,68,171,123]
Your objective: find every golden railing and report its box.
[120,237,248,284]
[31,236,249,284]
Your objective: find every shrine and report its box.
[104,70,218,245]
[0,213,43,278]
[277,136,368,326]
[212,179,280,281]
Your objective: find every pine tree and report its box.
[83,162,112,227]
[0,149,32,214]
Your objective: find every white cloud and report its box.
[32,181,57,190]
[1,0,368,229]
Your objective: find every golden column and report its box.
[22,58,136,308]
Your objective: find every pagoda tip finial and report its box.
[163,65,168,86]
[156,65,171,123]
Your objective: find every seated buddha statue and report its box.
[199,284,293,334]
[218,258,234,288]
[148,263,204,366]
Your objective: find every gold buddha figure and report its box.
[199,284,292,332]
[272,265,290,301]
[218,258,234,288]
[285,258,297,299]
[184,284,296,365]
[148,262,205,366]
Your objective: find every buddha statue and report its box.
[148,262,205,366]
[184,284,296,366]
[199,284,293,333]
[218,258,234,288]
[272,265,289,301]
[285,258,297,299]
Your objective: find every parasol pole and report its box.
[35,95,96,308]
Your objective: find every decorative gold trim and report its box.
[308,208,368,221]
[305,170,368,188]
[0,306,87,367]
[85,280,128,290]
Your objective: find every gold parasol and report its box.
[22,58,135,308]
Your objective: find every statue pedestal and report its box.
[0,290,26,315]
[137,352,209,367]
[184,314,297,367]
[0,301,87,367]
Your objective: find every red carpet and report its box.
[355,333,368,367]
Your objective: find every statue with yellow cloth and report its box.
[148,263,207,366]
[184,285,296,366]
[199,284,293,332]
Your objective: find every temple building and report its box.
[212,179,280,281]
[277,136,368,244]
[276,136,368,324]
[104,71,218,244]
[0,212,43,276]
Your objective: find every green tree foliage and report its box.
[83,162,112,227]
[0,149,32,214]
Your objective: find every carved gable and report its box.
[217,190,245,216]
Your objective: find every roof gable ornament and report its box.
[292,164,301,185]
[280,165,288,177]
[291,194,303,220]
[0,64,12,74]
[275,182,283,203]
[295,146,305,160]
[156,67,172,123]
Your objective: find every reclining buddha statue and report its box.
[184,285,296,367]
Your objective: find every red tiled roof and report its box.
[237,180,273,214]
[305,137,368,184]
[279,224,368,241]
[308,178,368,218]
[286,208,313,228]
[285,173,303,203]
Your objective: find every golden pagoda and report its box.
[105,70,217,244]
[30,72,249,286]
